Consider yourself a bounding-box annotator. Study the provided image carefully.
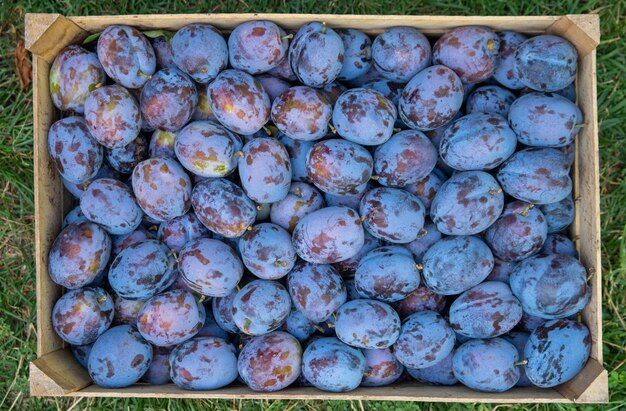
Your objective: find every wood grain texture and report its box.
[25,14,88,63]
[30,349,92,396]
[556,359,609,403]
[547,15,600,57]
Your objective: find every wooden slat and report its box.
[30,349,92,396]
[547,15,600,57]
[556,359,608,403]
[25,14,89,63]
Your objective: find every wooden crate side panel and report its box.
[26,14,89,63]
[30,349,91,396]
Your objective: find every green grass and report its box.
[0,1,624,410]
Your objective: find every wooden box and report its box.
[26,13,607,403]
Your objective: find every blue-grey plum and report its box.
[105,134,148,174]
[404,170,447,212]
[497,148,572,204]
[337,29,372,81]
[239,223,296,279]
[430,171,504,235]
[149,129,177,158]
[334,230,382,276]
[510,254,590,319]
[62,163,121,199]
[302,337,365,392]
[62,206,87,228]
[229,21,289,75]
[466,85,516,116]
[268,55,298,81]
[113,293,145,326]
[493,31,528,90]
[157,211,209,253]
[335,299,400,349]
[501,331,534,386]
[392,284,446,319]
[371,27,431,82]
[404,219,443,263]
[71,343,94,369]
[362,79,404,106]
[540,233,578,257]
[282,309,316,341]
[212,290,239,334]
[171,23,227,83]
[80,178,143,235]
[270,182,325,232]
[111,226,154,259]
[52,287,113,345]
[152,35,175,69]
[486,258,517,283]
[524,319,590,387]
[238,137,291,203]
[256,74,291,102]
[422,236,494,295]
[394,310,456,369]
[407,349,458,385]
[539,196,575,233]
[142,346,172,385]
[271,86,332,141]
[452,338,520,392]
[232,280,291,335]
[238,331,302,391]
[361,348,404,387]
[277,134,315,182]
[88,325,153,388]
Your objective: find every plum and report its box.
[422,236,494,295]
[361,348,404,387]
[524,319,590,387]
[151,35,175,69]
[212,290,239,334]
[332,88,397,146]
[497,148,572,204]
[268,55,298,81]
[80,178,143,235]
[287,261,346,323]
[539,196,575,233]
[486,258,517,283]
[509,254,590,319]
[292,206,365,264]
[52,287,113,345]
[392,284,446,319]
[108,239,177,300]
[88,325,153,388]
[169,336,238,390]
[132,157,192,222]
[192,83,218,122]
[50,45,105,113]
[113,293,145,326]
[271,86,332,141]
[140,68,198,132]
[509,92,583,148]
[333,230,382,276]
[465,85,516,116]
[208,69,271,135]
[239,223,296,279]
[149,129,177,158]
[493,31,528,90]
[407,349,458,385]
[178,238,243,297]
[404,219,443,263]
[171,23,227,83]
[394,310,456,369]
[452,338,520,392]
[518,312,547,333]
[501,331,534,386]
[398,65,464,131]
[404,170,447,212]
[232,280,291,335]
[270,182,325,232]
[433,26,500,84]
[355,246,421,302]
[256,74,291,102]
[142,346,172,385]
[71,343,94,369]
[373,130,438,187]
[275,135,312,184]
[515,35,578,92]
[196,310,230,340]
[229,21,289,74]
[157,211,209,253]
[238,331,302,391]
[111,226,154,259]
[336,28,372,81]
[282,309,316,341]
[238,137,291,203]
[106,135,148,174]
[62,206,87,228]
[371,27,431,82]
[335,299,400,349]
[302,337,365,392]
[191,178,257,238]
[362,79,404,106]
[49,221,111,289]
[63,163,121,199]
[48,116,103,184]
[97,25,156,89]
[540,233,578,257]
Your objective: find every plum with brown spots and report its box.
[355,246,421,302]
[229,21,290,75]
[191,178,257,238]
[276,134,314,183]
[71,343,94,369]
[360,187,425,244]
[392,284,446,319]
[333,230,382,277]
[80,178,143,235]
[486,258,517,283]
[449,281,523,339]
[212,290,240,334]
[111,226,154,259]
[333,88,397,146]
[48,116,103,185]
[209,69,270,135]
[518,312,547,333]
[282,309,316,341]
[407,349,458,385]
[493,31,528,90]
[108,239,177,300]
[509,254,590,319]
[373,130,438,187]
[271,86,333,141]
[171,23,227,83]
[404,169,447,212]
[452,338,520,392]
[178,238,243,297]
[140,68,198,132]
[509,92,583,148]
[433,26,500,84]
[132,157,192,222]
[292,206,365,264]
[232,279,291,335]
[360,348,404,387]
[501,331,534,386]
[466,85,516,116]
[106,134,148,174]
[256,74,291,102]
[62,206,87,228]
[524,319,590,387]
[430,170,504,235]
[270,182,325,232]
[49,221,111,289]
[306,139,373,196]
[371,27,431,83]
[335,299,400,349]
[196,310,230,340]
[394,310,456,369]
[485,201,548,262]
[97,25,156,89]
[174,120,243,178]
[399,65,464,131]
[151,35,175,69]
[497,148,572,204]
[137,289,205,346]
[157,211,209,253]
[113,293,146,326]
[440,112,517,171]
[238,137,291,203]
[62,163,121,199]
[52,287,113,345]
[514,35,578,92]
[149,129,177,158]
[192,83,218,121]
[404,219,443,263]
[336,29,372,81]
[302,337,366,392]
[239,223,296,279]
[170,336,238,390]
[422,236,494,295]
[539,195,575,233]
[287,261,346,323]
[288,22,345,88]
[540,233,578,258]
[50,45,105,113]
[238,331,302,391]
[142,346,172,385]
[88,325,153,388]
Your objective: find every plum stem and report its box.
[488,188,503,195]
[416,263,423,270]
[294,186,303,198]
[198,295,207,304]
[97,295,107,303]
[262,125,273,136]
[235,151,245,157]
[371,175,380,181]
[137,70,152,80]
[514,359,528,367]
[328,123,337,134]
[519,203,534,216]
[360,215,366,222]
[417,227,428,238]
[575,123,586,129]
[148,225,158,231]
[256,204,265,211]
[247,226,253,231]
[312,324,326,333]
[393,127,402,132]
[281,34,294,41]
[321,22,327,34]
[273,260,288,267]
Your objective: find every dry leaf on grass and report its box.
[15,39,32,92]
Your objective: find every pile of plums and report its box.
[48,20,590,393]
